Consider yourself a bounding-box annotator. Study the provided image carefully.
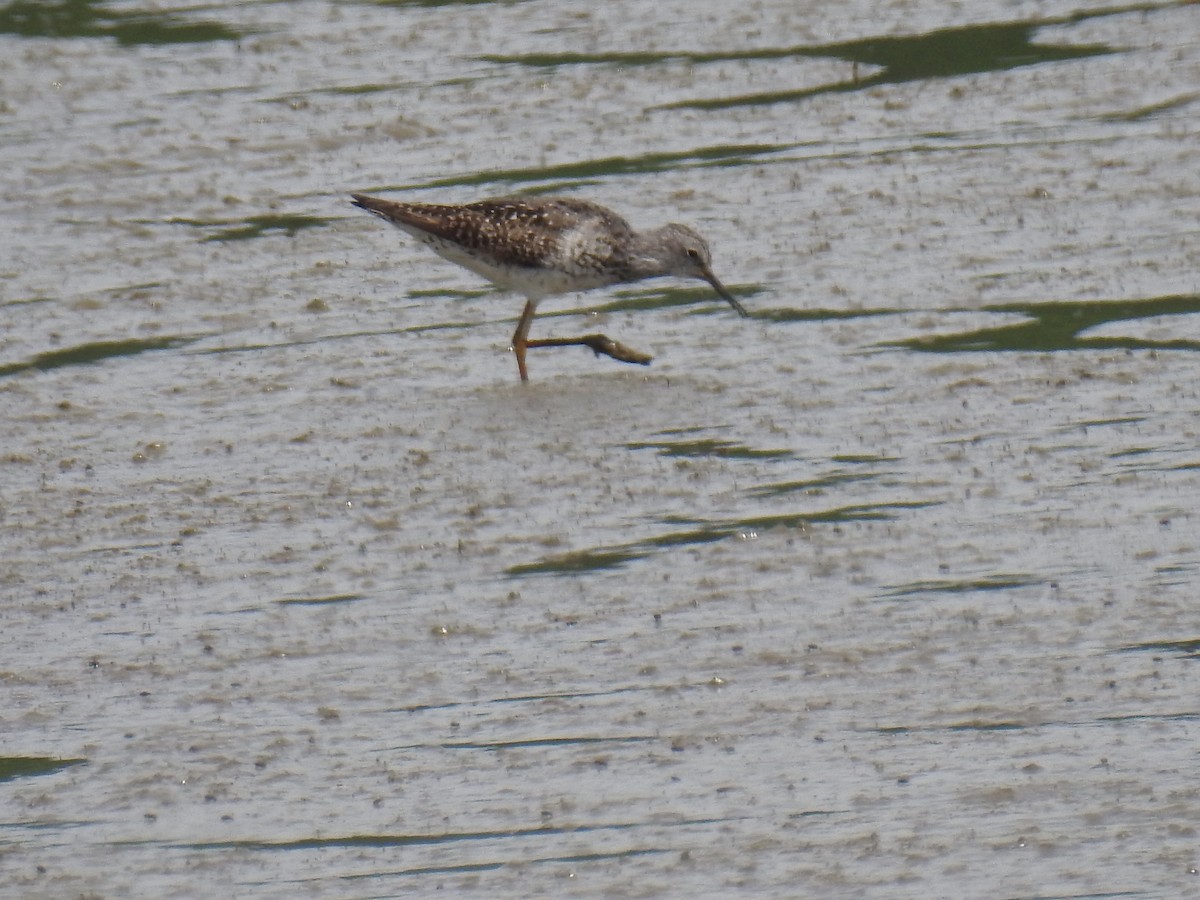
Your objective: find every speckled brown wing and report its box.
[351,195,633,271]
[468,198,638,273]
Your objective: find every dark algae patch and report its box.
[0,0,244,44]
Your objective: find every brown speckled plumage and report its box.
[350,192,747,380]
[354,197,630,273]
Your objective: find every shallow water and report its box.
[2,0,1200,896]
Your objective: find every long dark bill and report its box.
[702,268,749,318]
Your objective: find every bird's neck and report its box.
[622,226,676,279]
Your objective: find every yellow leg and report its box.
[510,299,537,382]
[511,297,653,377]
[526,334,653,367]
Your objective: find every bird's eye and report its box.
[686,248,701,260]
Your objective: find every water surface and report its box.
[2,0,1199,896]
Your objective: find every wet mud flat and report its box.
[2,0,1200,896]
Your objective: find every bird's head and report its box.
[656,223,748,318]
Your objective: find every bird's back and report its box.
[352,195,640,295]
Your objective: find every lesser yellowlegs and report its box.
[350,193,747,381]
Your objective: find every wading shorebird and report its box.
[350,193,748,381]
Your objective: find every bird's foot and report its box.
[526,334,653,367]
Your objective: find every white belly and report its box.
[397,225,618,300]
